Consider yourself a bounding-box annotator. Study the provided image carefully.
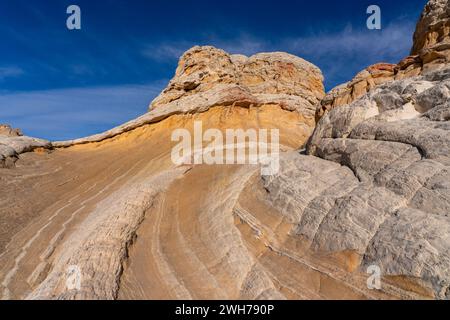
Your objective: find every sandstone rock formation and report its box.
[316,63,397,122]
[0,0,449,301]
[412,0,450,56]
[151,46,324,117]
[0,125,50,168]
[305,67,450,299]
[54,47,323,149]
[317,0,450,121]
[0,48,323,299]
[0,125,22,137]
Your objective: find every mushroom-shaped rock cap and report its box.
[149,45,324,112]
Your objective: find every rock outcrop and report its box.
[316,63,397,121]
[316,0,450,121]
[0,125,50,168]
[0,125,22,137]
[0,0,449,301]
[54,47,323,148]
[305,67,450,299]
[304,4,450,295]
[151,46,324,116]
[412,0,450,56]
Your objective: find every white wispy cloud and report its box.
[140,20,414,90]
[142,42,192,62]
[141,34,269,62]
[0,81,167,140]
[0,66,24,80]
[286,21,415,62]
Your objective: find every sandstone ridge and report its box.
[0,0,449,301]
[150,46,325,114]
[316,0,450,121]
[51,46,324,149]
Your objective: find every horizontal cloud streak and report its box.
[141,19,415,90]
[0,66,24,80]
[288,22,414,60]
[286,20,415,85]
[0,81,167,141]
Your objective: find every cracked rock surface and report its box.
[0,0,449,301]
[317,0,450,121]
[302,67,450,298]
[0,125,50,168]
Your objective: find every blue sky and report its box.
[0,0,427,140]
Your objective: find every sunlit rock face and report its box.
[0,124,22,137]
[412,0,450,56]
[0,124,50,168]
[316,0,450,122]
[303,3,450,297]
[150,46,325,116]
[0,0,449,301]
[0,46,324,300]
[305,66,450,299]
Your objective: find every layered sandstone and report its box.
[150,46,324,116]
[54,47,323,149]
[306,67,450,299]
[0,106,315,300]
[0,0,449,301]
[316,0,450,121]
[0,125,22,137]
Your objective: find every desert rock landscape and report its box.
[0,0,449,300]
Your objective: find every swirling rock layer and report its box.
[316,0,450,121]
[0,0,449,301]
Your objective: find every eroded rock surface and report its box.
[317,0,450,121]
[0,125,22,137]
[412,0,450,56]
[0,125,50,168]
[54,47,323,149]
[151,46,324,116]
[303,67,450,298]
[0,0,449,301]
